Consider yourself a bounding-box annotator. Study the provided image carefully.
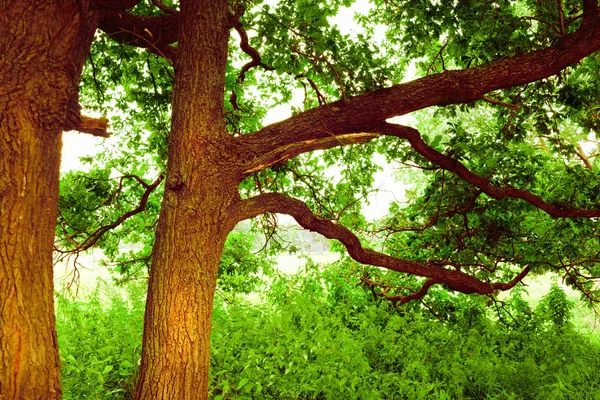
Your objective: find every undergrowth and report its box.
[56,269,600,399]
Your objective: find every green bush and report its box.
[56,268,600,399]
[56,280,145,399]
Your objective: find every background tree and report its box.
[0,1,175,398]
[6,0,600,398]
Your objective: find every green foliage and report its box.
[57,267,600,400]
[218,231,274,295]
[56,281,145,399]
[213,269,600,399]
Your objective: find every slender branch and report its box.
[151,0,177,14]
[576,144,594,169]
[57,174,164,254]
[386,279,439,304]
[231,192,530,296]
[481,95,520,110]
[492,266,532,290]
[522,16,561,34]
[375,123,600,218]
[229,18,274,110]
[558,0,566,36]
[427,41,448,75]
[296,74,326,105]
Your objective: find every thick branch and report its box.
[237,10,600,160]
[99,11,179,60]
[242,133,380,175]
[232,192,529,296]
[376,123,600,218]
[91,0,142,9]
[72,115,110,138]
[63,98,110,137]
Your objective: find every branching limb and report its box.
[57,174,164,255]
[229,17,274,110]
[237,12,600,159]
[375,123,600,218]
[231,192,530,297]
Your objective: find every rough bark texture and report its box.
[134,0,237,398]
[0,2,98,398]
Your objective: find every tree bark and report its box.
[0,2,97,398]
[134,0,237,398]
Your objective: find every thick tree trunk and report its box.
[135,0,236,398]
[0,2,97,398]
[0,105,63,400]
[134,185,236,399]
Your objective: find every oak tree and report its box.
[4,0,600,398]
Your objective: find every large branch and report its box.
[242,133,380,175]
[99,11,179,60]
[92,0,143,9]
[237,5,600,163]
[376,123,600,218]
[231,192,530,295]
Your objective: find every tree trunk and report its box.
[0,2,97,398]
[0,100,63,400]
[135,0,236,398]
[134,185,237,399]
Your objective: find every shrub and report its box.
[56,269,600,399]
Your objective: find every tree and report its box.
[4,0,600,398]
[0,1,171,397]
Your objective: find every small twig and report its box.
[481,96,520,110]
[58,173,164,254]
[522,16,561,35]
[576,144,593,170]
[427,41,448,76]
[557,0,566,36]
